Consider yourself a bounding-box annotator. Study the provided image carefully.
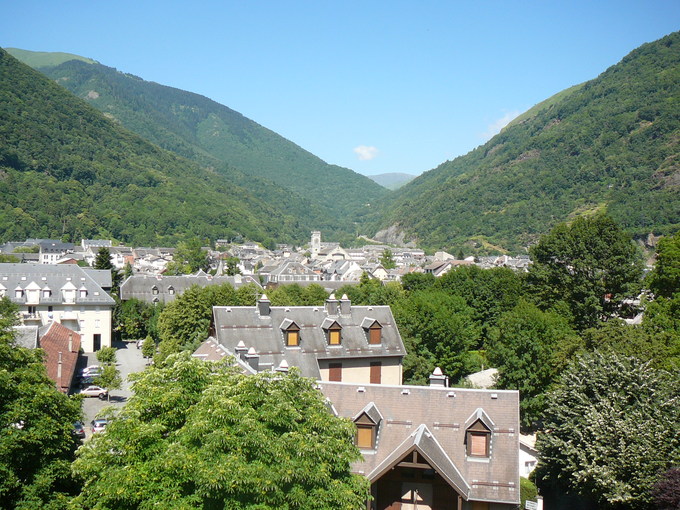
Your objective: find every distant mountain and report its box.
[8,49,388,233]
[5,47,98,67]
[0,48,312,247]
[371,31,680,253]
[367,173,416,190]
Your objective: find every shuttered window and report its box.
[356,425,374,449]
[286,330,299,346]
[469,432,489,457]
[329,362,342,382]
[369,326,382,344]
[329,329,341,345]
[370,362,382,384]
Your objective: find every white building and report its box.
[0,263,115,352]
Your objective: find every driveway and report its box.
[77,340,149,437]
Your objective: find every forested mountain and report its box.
[367,172,416,190]
[0,48,315,246]
[8,49,387,226]
[371,31,680,253]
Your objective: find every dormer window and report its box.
[79,286,88,298]
[361,318,382,345]
[280,319,300,347]
[42,288,51,298]
[466,419,491,457]
[152,285,159,295]
[353,403,382,450]
[14,287,23,299]
[322,318,342,346]
[168,286,175,295]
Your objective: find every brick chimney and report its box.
[429,367,448,387]
[325,293,339,316]
[258,294,271,316]
[340,294,351,315]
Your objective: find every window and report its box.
[286,330,299,346]
[466,420,491,457]
[323,319,342,346]
[42,289,51,298]
[152,286,159,295]
[356,424,375,449]
[369,325,382,345]
[168,286,175,295]
[328,329,341,345]
[79,289,88,298]
[370,361,381,384]
[281,319,301,347]
[15,289,23,298]
[329,362,342,382]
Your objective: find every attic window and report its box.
[15,288,23,298]
[79,288,88,298]
[152,285,159,295]
[322,319,342,346]
[280,319,301,347]
[466,419,491,457]
[361,318,383,345]
[354,407,381,450]
[168,286,175,295]
[42,289,51,298]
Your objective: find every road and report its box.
[77,340,149,438]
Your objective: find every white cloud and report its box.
[353,145,379,161]
[482,110,521,140]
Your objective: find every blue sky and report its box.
[2,1,679,176]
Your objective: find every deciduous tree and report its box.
[72,354,369,509]
[535,351,679,509]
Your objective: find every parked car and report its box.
[81,365,101,377]
[72,421,86,439]
[80,385,108,399]
[79,376,96,387]
[91,418,108,434]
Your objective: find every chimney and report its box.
[429,367,449,388]
[325,293,339,316]
[235,340,247,360]
[57,351,63,390]
[275,360,289,374]
[339,294,351,315]
[68,333,73,353]
[258,293,271,316]
[245,347,260,372]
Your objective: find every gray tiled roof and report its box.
[0,263,115,306]
[119,273,261,304]
[213,299,406,379]
[319,381,520,505]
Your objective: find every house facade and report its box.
[212,294,406,384]
[0,263,115,352]
[320,377,520,510]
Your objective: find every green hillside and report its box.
[9,50,387,227]
[5,47,98,67]
[371,31,680,253]
[0,48,310,247]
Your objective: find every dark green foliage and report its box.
[114,298,161,340]
[380,249,396,269]
[527,214,644,330]
[535,351,680,509]
[71,354,369,508]
[520,477,539,509]
[372,31,680,252]
[93,247,113,271]
[486,300,581,430]
[0,49,308,246]
[95,346,116,365]
[0,298,82,508]
[165,238,210,275]
[648,231,680,298]
[17,51,387,239]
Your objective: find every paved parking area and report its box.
[77,340,149,437]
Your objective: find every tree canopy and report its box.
[535,351,679,509]
[72,353,369,509]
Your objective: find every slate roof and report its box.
[0,263,115,306]
[319,381,520,505]
[213,297,406,378]
[119,273,261,304]
[39,322,81,393]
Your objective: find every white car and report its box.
[81,365,101,376]
[91,418,108,434]
[80,385,108,399]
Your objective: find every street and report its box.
[78,340,149,438]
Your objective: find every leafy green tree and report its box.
[141,335,156,359]
[0,298,82,508]
[535,351,679,509]
[520,477,538,509]
[648,231,680,299]
[527,214,644,330]
[224,256,241,276]
[393,289,479,382]
[93,247,122,294]
[0,254,20,263]
[115,298,153,340]
[166,238,210,275]
[94,364,122,402]
[122,261,133,281]
[486,300,581,430]
[400,272,436,293]
[380,248,396,269]
[96,346,117,365]
[71,354,369,508]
